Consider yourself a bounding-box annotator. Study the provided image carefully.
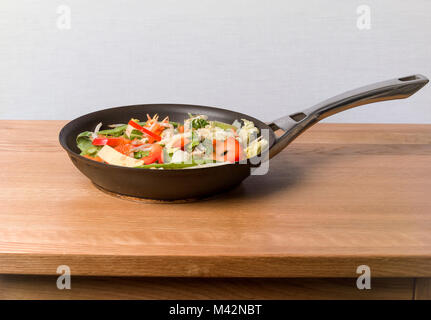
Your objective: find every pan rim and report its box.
[59,103,275,172]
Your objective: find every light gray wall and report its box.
[0,0,430,122]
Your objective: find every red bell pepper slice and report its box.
[128,120,162,142]
[172,135,190,150]
[141,144,164,164]
[92,137,128,147]
[213,137,244,163]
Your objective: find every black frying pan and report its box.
[59,75,428,200]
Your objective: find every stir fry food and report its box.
[76,114,268,169]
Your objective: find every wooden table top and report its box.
[1,121,431,277]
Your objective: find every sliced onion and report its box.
[94,122,102,133]
[108,123,126,128]
[91,122,103,140]
[159,122,173,129]
[130,144,153,152]
[148,122,157,131]
[131,139,142,145]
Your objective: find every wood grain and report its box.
[414,278,431,300]
[1,121,431,277]
[0,275,414,300]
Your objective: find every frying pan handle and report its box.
[268,74,429,159]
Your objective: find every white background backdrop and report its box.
[0,0,430,122]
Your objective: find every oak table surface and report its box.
[1,121,430,278]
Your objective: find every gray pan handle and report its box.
[268,74,429,159]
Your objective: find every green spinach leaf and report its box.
[133,150,150,159]
[191,118,209,130]
[76,131,101,156]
